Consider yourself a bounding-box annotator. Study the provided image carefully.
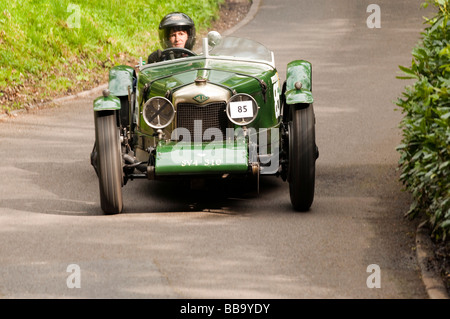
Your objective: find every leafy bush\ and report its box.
[396,0,450,241]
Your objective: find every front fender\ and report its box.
[93,93,121,112]
[109,65,134,97]
[284,60,313,105]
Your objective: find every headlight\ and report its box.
[226,93,259,126]
[142,97,175,129]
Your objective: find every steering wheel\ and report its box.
[160,47,197,60]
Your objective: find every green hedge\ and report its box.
[396,0,450,241]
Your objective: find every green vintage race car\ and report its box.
[91,32,318,214]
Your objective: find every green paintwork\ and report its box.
[155,139,249,175]
[285,89,313,105]
[109,65,134,97]
[136,57,280,139]
[93,95,121,111]
[285,60,314,105]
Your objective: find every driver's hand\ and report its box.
[147,49,162,64]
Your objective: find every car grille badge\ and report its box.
[193,94,209,103]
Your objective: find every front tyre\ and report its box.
[288,104,317,211]
[94,111,123,214]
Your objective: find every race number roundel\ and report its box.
[226,93,259,126]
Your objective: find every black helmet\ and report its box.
[158,12,196,50]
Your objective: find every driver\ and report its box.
[147,12,196,63]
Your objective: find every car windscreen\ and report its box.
[208,37,273,63]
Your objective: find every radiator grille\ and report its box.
[176,102,228,142]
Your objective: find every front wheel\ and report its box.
[287,104,317,211]
[94,111,123,214]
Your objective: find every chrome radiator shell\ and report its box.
[172,82,232,142]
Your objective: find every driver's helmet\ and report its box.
[158,12,196,50]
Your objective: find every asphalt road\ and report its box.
[0,0,432,298]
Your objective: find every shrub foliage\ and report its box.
[396,0,450,241]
